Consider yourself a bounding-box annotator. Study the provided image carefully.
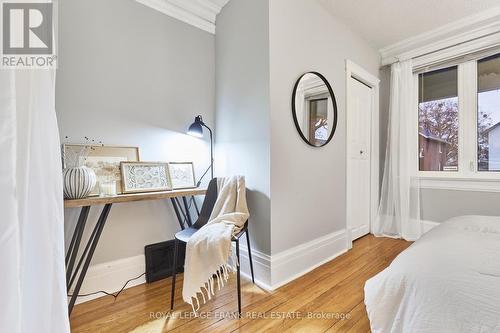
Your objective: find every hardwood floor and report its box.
[70,235,410,333]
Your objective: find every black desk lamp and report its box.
[187,115,213,186]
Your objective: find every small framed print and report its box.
[168,162,196,189]
[120,162,172,194]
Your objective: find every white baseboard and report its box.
[69,255,146,304]
[270,229,347,289]
[238,245,273,291]
[238,229,347,291]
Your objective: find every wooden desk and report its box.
[64,188,206,315]
[64,188,206,208]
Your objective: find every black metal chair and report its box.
[170,178,255,315]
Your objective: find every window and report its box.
[416,50,500,181]
[418,67,458,171]
[477,54,500,172]
[308,98,328,145]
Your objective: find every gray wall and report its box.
[215,0,271,255]
[269,0,380,253]
[56,0,215,264]
[421,189,500,222]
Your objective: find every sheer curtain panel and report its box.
[0,69,69,332]
[375,60,422,241]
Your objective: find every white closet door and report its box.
[347,77,373,241]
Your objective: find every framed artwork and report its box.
[120,162,172,194]
[63,144,140,195]
[168,162,196,189]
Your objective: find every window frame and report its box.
[415,56,500,189]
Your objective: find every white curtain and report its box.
[0,68,70,331]
[374,60,422,241]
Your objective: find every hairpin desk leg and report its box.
[67,204,112,315]
[66,206,90,287]
[181,196,193,227]
[192,196,200,216]
[170,198,186,230]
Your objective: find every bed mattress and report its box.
[364,215,500,333]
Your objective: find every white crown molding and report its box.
[380,6,500,66]
[136,0,228,34]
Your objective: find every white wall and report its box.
[56,0,215,265]
[268,0,380,255]
[215,0,271,261]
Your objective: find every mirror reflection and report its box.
[292,72,337,147]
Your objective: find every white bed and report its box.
[364,215,500,333]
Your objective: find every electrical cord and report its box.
[196,165,211,187]
[68,272,146,300]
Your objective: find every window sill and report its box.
[418,176,500,192]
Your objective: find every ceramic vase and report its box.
[63,166,96,199]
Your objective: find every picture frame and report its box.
[120,162,172,194]
[62,144,140,196]
[168,162,197,189]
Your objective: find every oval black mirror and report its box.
[292,72,338,147]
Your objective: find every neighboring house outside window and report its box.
[419,131,450,171]
[484,122,500,171]
[418,66,459,172]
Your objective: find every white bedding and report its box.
[364,215,500,333]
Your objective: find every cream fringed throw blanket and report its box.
[182,176,249,312]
